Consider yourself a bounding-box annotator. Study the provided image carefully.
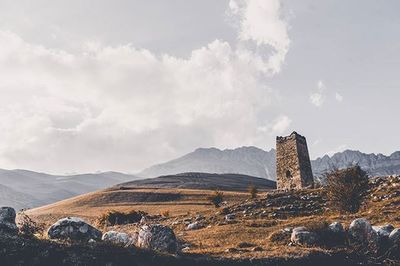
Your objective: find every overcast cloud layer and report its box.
[0,0,292,173]
[0,0,399,174]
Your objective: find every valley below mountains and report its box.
[1,147,400,211]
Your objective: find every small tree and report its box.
[248,184,258,199]
[325,165,369,213]
[208,190,224,208]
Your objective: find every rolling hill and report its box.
[3,147,400,210]
[116,172,276,191]
[0,169,140,210]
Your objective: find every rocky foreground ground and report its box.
[1,175,399,265]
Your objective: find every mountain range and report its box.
[139,147,400,180]
[2,147,400,211]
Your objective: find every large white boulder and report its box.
[290,227,318,245]
[372,224,394,238]
[47,217,102,241]
[348,218,376,243]
[389,228,400,243]
[102,231,137,247]
[137,224,177,253]
[0,207,18,235]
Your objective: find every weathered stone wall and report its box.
[276,132,314,190]
[296,137,314,188]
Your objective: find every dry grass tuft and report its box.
[269,229,291,245]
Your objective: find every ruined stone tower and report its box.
[276,131,314,190]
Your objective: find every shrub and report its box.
[269,230,291,245]
[161,210,170,218]
[207,190,224,208]
[97,210,147,226]
[17,212,45,238]
[248,184,258,199]
[325,166,369,213]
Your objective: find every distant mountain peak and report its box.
[140,147,400,180]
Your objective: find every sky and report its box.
[0,0,399,174]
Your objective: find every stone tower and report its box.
[276,131,314,190]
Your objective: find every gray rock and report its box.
[186,222,203,230]
[372,224,394,238]
[102,231,136,247]
[237,242,254,248]
[0,207,18,235]
[137,224,177,253]
[47,217,102,241]
[348,218,376,243]
[292,226,307,233]
[389,228,400,243]
[195,215,204,221]
[329,222,344,233]
[291,227,318,245]
[225,247,238,253]
[225,214,235,221]
[181,247,190,252]
[251,246,263,252]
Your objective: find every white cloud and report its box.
[258,115,292,135]
[335,92,343,102]
[0,0,290,174]
[310,80,326,107]
[271,115,292,134]
[228,0,290,74]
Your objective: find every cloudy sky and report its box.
[0,0,399,174]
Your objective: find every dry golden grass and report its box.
[26,188,250,227]
[25,177,400,260]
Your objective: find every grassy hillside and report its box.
[117,172,276,191]
[25,175,400,264]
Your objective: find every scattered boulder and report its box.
[251,246,263,252]
[181,246,190,252]
[47,217,102,241]
[137,224,177,253]
[348,218,376,243]
[225,247,238,253]
[329,222,344,233]
[187,222,203,230]
[0,207,18,235]
[291,227,318,245]
[372,224,394,238]
[225,214,235,222]
[220,207,230,215]
[389,228,400,243]
[195,215,204,221]
[237,242,254,248]
[292,227,307,234]
[140,216,147,224]
[102,231,137,247]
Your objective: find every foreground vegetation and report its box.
[20,172,400,265]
